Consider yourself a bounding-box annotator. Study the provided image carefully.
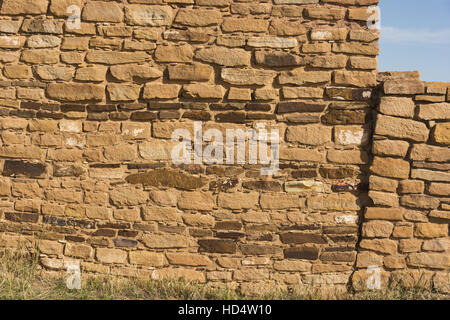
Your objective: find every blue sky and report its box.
[378,0,450,81]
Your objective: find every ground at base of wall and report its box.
[1,251,447,300]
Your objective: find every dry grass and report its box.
[0,249,447,300]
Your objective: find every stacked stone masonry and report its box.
[0,0,447,295]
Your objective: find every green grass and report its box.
[0,249,447,300]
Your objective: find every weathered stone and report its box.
[178,192,215,211]
[384,80,424,95]
[96,248,127,264]
[198,239,236,253]
[433,123,450,145]
[82,2,123,23]
[286,124,332,145]
[129,251,166,267]
[365,207,403,221]
[126,169,207,190]
[362,221,394,238]
[125,5,173,26]
[221,68,275,85]
[155,44,193,62]
[1,0,49,15]
[182,84,224,99]
[222,18,269,33]
[284,247,320,260]
[247,36,297,48]
[359,239,398,255]
[371,157,410,179]
[407,253,450,269]
[167,63,213,81]
[142,234,188,249]
[47,83,104,101]
[379,97,415,118]
[415,223,448,238]
[175,9,221,26]
[110,64,162,82]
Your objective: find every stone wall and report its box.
[352,72,450,293]
[0,0,447,295]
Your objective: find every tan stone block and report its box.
[65,243,93,259]
[143,83,180,99]
[368,191,399,207]
[222,18,269,33]
[129,251,167,267]
[365,207,403,221]
[327,150,369,164]
[378,97,415,118]
[400,194,440,210]
[418,103,450,120]
[415,223,448,238]
[254,88,278,100]
[39,240,64,256]
[86,51,149,65]
[309,55,347,68]
[142,206,179,223]
[228,88,252,101]
[422,239,449,252]
[429,210,450,220]
[166,253,212,266]
[362,220,394,238]
[375,115,428,142]
[269,19,306,36]
[96,248,128,264]
[428,183,450,196]
[349,56,377,70]
[407,252,450,269]
[260,194,305,210]
[286,124,331,145]
[142,233,188,249]
[107,84,141,101]
[359,239,398,255]
[21,49,59,64]
[432,123,450,145]
[82,1,124,23]
[155,44,193,62]
[333,71,377,87]
[222,68,276,85]
[399,238,422,253]
[384,255,406,269]
[371,157,410,179]
[398,180,424,194]
[124,5,173,26]
[113,208,141,222]
[310,28,347,41]
[175,8,221,26]
[279,148,325,162]
[356,251,383,268]
[47,83,104,101]
[178,192,215,211]
[182,84,224,99]
[28,119,58,132]
[283,87,323,99]
[110,187,148,207]
[307,194,359,211]
[75,66,107,82]
[218,192,259,210]
[392,224,414,238]
[369,175,398,193]
[3,65,30,79]
[410,144,450,162]
[384,80,424,95]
